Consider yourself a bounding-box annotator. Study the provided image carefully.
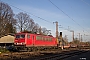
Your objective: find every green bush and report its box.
[0,48,10,53]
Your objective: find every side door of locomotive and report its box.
[26,34,32,46]
[26,34,35,46]
[32,34,35,46]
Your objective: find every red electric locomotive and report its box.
[14,32,58,51]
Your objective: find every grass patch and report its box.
[0,48,10,53]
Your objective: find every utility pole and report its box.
[79,33,80,41]
[72,31,74,41]
[53,21,58,46]
[53,21,58,38]
[70,30,74,41]
[81,35,82,42]
[78,33,81,46]
[84,34,85,41]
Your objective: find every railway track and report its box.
[0,47,89,60]
[34,50,88,60]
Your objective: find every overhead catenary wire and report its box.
[0,0,89,35]
[0,0,59,38]
[80,0,90,7]
[0,0,53,24]
[48,0,89,33]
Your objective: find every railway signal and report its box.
[59,32,64,49]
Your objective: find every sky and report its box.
[0,0,90,42]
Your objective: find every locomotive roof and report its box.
[16,32,54,37]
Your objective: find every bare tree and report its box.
[16,12,31,32]
[0,2,16,36]
[15,12,49,34]
[38,26,42,34]
[32,23,40,33]
[41,27,47,35]
[27,19,35,31]
[16,12,39,33]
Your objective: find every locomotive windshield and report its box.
[16,34,25,38]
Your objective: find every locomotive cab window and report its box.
[27,35,30,38]
[21,35,25,38]
[16,35,20,38]
[16,34,25,38]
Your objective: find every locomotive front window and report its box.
[16,34,25,38]
[16,35,20,38]
[21,35,25,38]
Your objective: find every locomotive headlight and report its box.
[22,42,25,45]
[14,42,25,45]
[21,43,22,44]
[14,43,17,45]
